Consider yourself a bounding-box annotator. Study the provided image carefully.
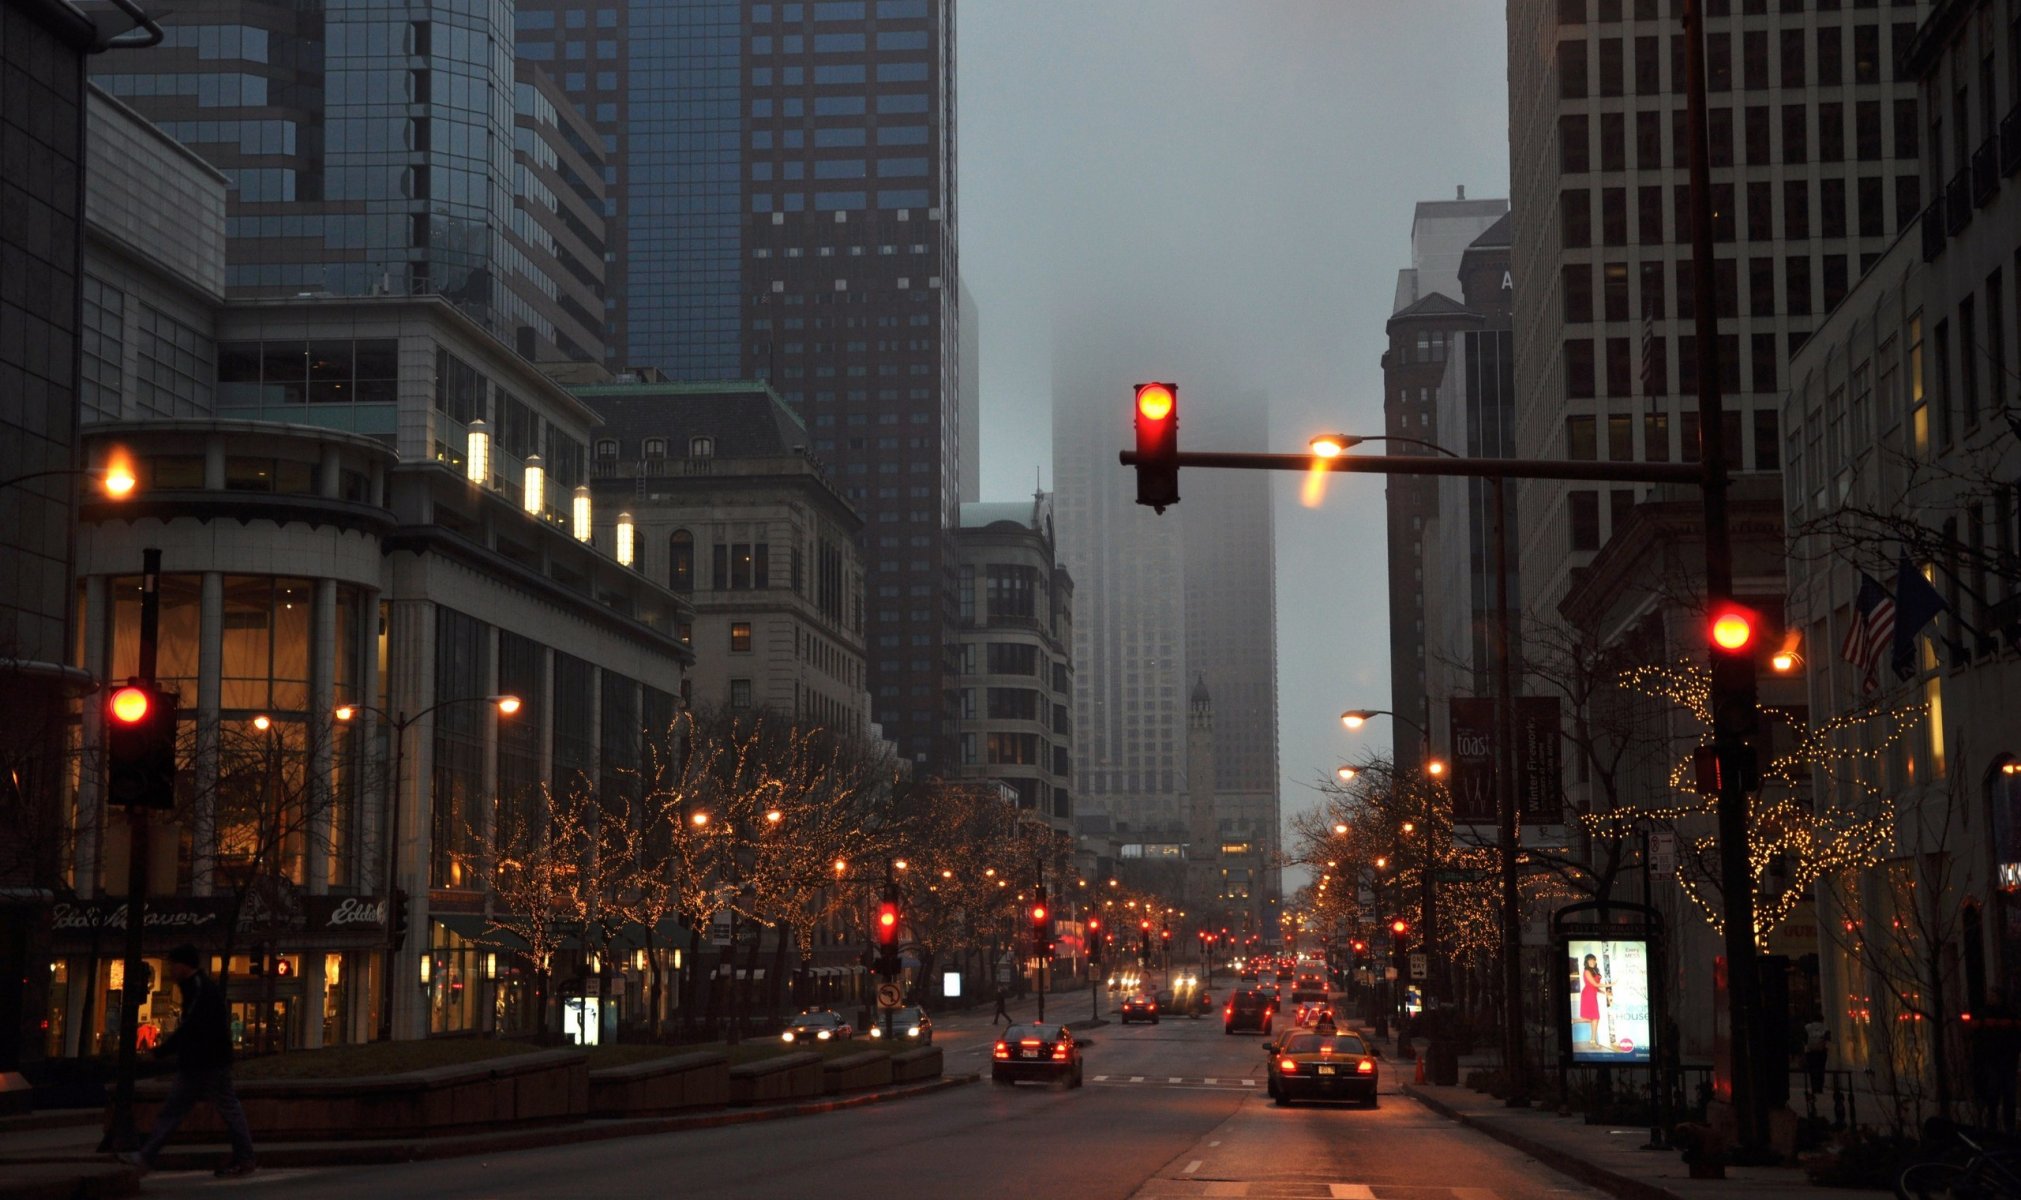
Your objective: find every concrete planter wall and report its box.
[819,1052,892,1095]
[127,1050,589,1142]
[586,1052,730,1117]
[726,1052,822,1106]
[888,1046,943,1083]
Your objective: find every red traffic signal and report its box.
[105,680,177,809]
[1030,904,1047,923]
[1132,381,1180,511]
[1390,919,1409,936]
[109,685,152,724]
[1086,916,1100,931]
[1708,602,1761,654]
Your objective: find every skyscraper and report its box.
[1507,1,1930,621]
[1051,323,1280,912]
[516,0,962,766]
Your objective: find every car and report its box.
[866,1006,933,1044]
[1290,973,1330,1003]
[1223,987,1277,1035]
[1268,1031,1380,1108]
[780,1009,853,1043]
[1293,1001,1335,1028]
[1119,992,1161,1024]
[991,1023,1084,1087]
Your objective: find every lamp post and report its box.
[1337,713,1449,1021]
[335,693,520,1041]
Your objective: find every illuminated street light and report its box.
[1336,765,1358,782]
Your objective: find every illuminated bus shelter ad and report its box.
[1565,938,1652,1064]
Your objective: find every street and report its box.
[138,1003,1604,1199]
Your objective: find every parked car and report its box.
[780,1009,853,1043]
[991,1023,1084,1087]
[1268,1031,1379,1108]
[866,1006,933,1044]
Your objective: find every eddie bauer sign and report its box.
[50,895,387,940]
[1448,696,1564,826]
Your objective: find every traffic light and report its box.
[105,680,177,809]
[1087,917,1103,964]
[1029,887,1050,958]
[876,888,901,977]
[1707,601,1764,789]
[1132,381,1180,511]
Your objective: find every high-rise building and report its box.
[90,1,601,367]
[515,0,963,768]
[1050,326,1279,914]
[1382,194,1507,772]
[1506,1,1931,623]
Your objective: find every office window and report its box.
[1746,180,1773,241]
[1750,258,1776,317]
[1566,339,1598,398]
[1818,103,1844,163]
[1604,262,1630,321]
[1567,415,1598,460]
[1785,180,1811,240]
[1634,36,1660,93]
[1645,412,1671,461]
[1561,114,1591,173]
[1782,104,1808,164]
[1821,178,1847,239]
[1817,24,1842,86]
[1745,106,1771,165]
[1563,264,1594,323]
[1781,28,1806,87]
[1599,38,1623,96]
[1608,339,1633,396]
[1639,185,1664,243]
[1639,261,1666,319]
[1600,112,1625,171]
[1569,490,1601,551]
[730,679,752,709]
[1754,409,1781,471]
[730,622,752,653]
[1560,40,1589,98]
[1857,176,1885,238]
[1636,110,1662,169]
[1743,30,1768,90]
[1562,190,1593,247]
[1786,256,1813,317]
[1602,187,1628,245]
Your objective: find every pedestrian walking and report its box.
[991,988,1010,1024]
[1800,1006,1830,1099]
[119,944,256,1178]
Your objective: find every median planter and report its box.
[128,1049,588,1142]
[820,1051,892,1095]
[727,1052,823,1106]
[888,1046,943,1083]
[587,1052,730,1117]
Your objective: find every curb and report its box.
[5,1075,977,1172]
[1402,1083,1682,1200]
[0,1163,138,1200]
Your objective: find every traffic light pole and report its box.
[1490,479,1525,1105]
[104,547,161,1152]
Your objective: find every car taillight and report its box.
[993,1042,1009,1059]
[1052,1043,1070,1060]
[1357,1059,1375,1074]
[1278,1058,1298,1073]
[1224,1005,1232,1016]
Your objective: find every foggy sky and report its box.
[957,1,1511,874]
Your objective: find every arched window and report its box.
[643,437,666,459]
[669,529,693,593]
[689,435,715,458]
[594,438,618,460]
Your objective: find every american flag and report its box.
[1839,574,1895,693]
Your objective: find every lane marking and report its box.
[1182,1160,1203,1175]
[1208,1140,1222,1147]
[1204,1077,1219,1084]
[1329,1187,1377,1200]
[1130,1075,1146,1083]
[1093,1075,1110,1081]
[1169,1076,1184,1084]
[1240,1078,1257,1086]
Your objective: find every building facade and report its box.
[1508,0,1932,629]
[1777,0,2021,1104]
[576,380,871,733]
[513,0,964,768]
[951,494,1074,832]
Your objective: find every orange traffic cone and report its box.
[1413,1050,1427,1085]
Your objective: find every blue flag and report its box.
[1891,554,1949,680]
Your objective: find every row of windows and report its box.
[751,190,930,211]
[1565,409,1779,470]
[1564,252,1880,325]
[1556,23,1915,100]
[1559,177,1917,248]
[750,125,929,149]
[1563,331,1803,399]
[1558,0,1919,23]
[750,62,929,85]
[751,93,929,118]
[750,157,926,179]
[1558,100,1916,174]
[752,1,930,22]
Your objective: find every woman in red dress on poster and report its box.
[1579,954,1607,1051]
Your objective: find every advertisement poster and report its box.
[1564,938,1651,1064]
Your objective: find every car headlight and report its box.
[817,1030,832,1040]
[907,1027,921,1037]
[782,1031,796,1042]
[869,1027,882,1037]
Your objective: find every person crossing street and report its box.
[117,944,257,1178]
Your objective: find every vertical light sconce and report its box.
[572,484,592,541]
[465,419,489,484]
[616,512,635,567]
[484,952,498,981]
[523,454,544,515]
[418,953,433,986]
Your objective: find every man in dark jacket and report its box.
[122,944,256,1177]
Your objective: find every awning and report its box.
[430,915,529,953]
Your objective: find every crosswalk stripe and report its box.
[1204,1077,1219,1084]
[1169,1076,1184,1083]
[1093,1075,1110,1081]
[1130,1075,1146,1083]
[1328,1187,1376,1199]
[1240,1078,1257,1086]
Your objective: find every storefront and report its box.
[47,893,388,1057]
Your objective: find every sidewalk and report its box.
[1401,1079,1894,1200]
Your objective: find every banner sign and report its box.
[1562,936,1653,1064]
[50,893,387,948]
[1448,696,1564,825]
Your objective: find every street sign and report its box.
[1409,953,1428,980]
[876,983,904,1010]
[1649,832,1678,879]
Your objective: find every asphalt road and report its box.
[141,1001,1606,1200]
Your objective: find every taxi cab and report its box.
[1267,1030,1379,1108]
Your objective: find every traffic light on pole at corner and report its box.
[105,680,178,809]
[876,886,901,977]
[1389,919,1410,971]
[1029,887,1050,958]
[1087,916,1102,964]
[1132,382,1179,511]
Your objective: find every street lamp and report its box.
[334,693,521,1040]
[1335,765,1358,782]
[1,461,139,499]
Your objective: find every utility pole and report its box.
[103,548,161,1151]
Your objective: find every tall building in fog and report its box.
[1382,192,1506,773]
[1051,329,1279,921]
[516,0,963,767]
